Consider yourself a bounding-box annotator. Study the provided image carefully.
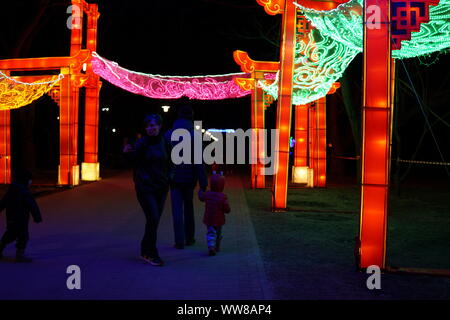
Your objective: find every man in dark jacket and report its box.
[0,169,42,263]
[165,105,208,249]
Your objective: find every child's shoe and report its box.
[208,246,216,256]
[15,249,32,263]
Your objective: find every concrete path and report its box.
[0,171,272,300]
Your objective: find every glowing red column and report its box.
[82,3,101,181]
[316,97,327,187]
[70,84,80,169]
[308,101,317,185]
[253,85,266,188]
[294,104,308,167]
[0,109,11,184]
[0,69,11,184]
[58,68,72,185]
[84,83,101,164]
[271,2,297,210]
[359,0,392,269]
[59,71,81,186]
[70,0,83,57]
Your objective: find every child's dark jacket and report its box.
[0,182,42,227]
[199,175,230,227]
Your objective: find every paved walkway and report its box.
[0,171,272,300]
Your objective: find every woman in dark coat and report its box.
[124,114,172,266]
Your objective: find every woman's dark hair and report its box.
[178,105,194,120]
[143,114,163,126]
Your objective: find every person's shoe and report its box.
[148,256,164,266]
[15,250,32,263]
[174,243,184,249]
[208,247,216,256]
[186,239,196,246]
[141,254,164,266]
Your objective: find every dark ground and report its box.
[0,171,271,300]
[0,168,449,299]
[243,175,450,299]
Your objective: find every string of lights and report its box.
[0,72,64,110]
[0,71,64,86]
[91,52,253,100]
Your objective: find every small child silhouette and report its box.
[198,173,230,256]
[0,169,42,263]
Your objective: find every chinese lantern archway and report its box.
[255,0,448,269]
[0,0,101,185]
[233,50,279,189]
[254,0,345,208]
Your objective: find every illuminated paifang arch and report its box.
[233,50,279,189]
[254,0,345,209]
[293,0,445,268]
[0,0,101,185]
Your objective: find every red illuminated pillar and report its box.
[316,97,327,187]
[251,85,266,188]
[82,3,101,181]
[70,0,83,57]
[59,69,81,186]
[359,0,393,269]
[0,70,11,184]
[58,68,72,185]
[272,1,297,210]
[0,109,11,184]
[308,101,317,186]
[292,104,309,184]
[294,104,308,167]
[70,81,80,183]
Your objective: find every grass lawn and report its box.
[244,179,450,299]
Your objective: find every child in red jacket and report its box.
[198,174,230,256]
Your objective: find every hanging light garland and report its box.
[259,7,360,105]
[91,52,254,100]
[0,71,64,110]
